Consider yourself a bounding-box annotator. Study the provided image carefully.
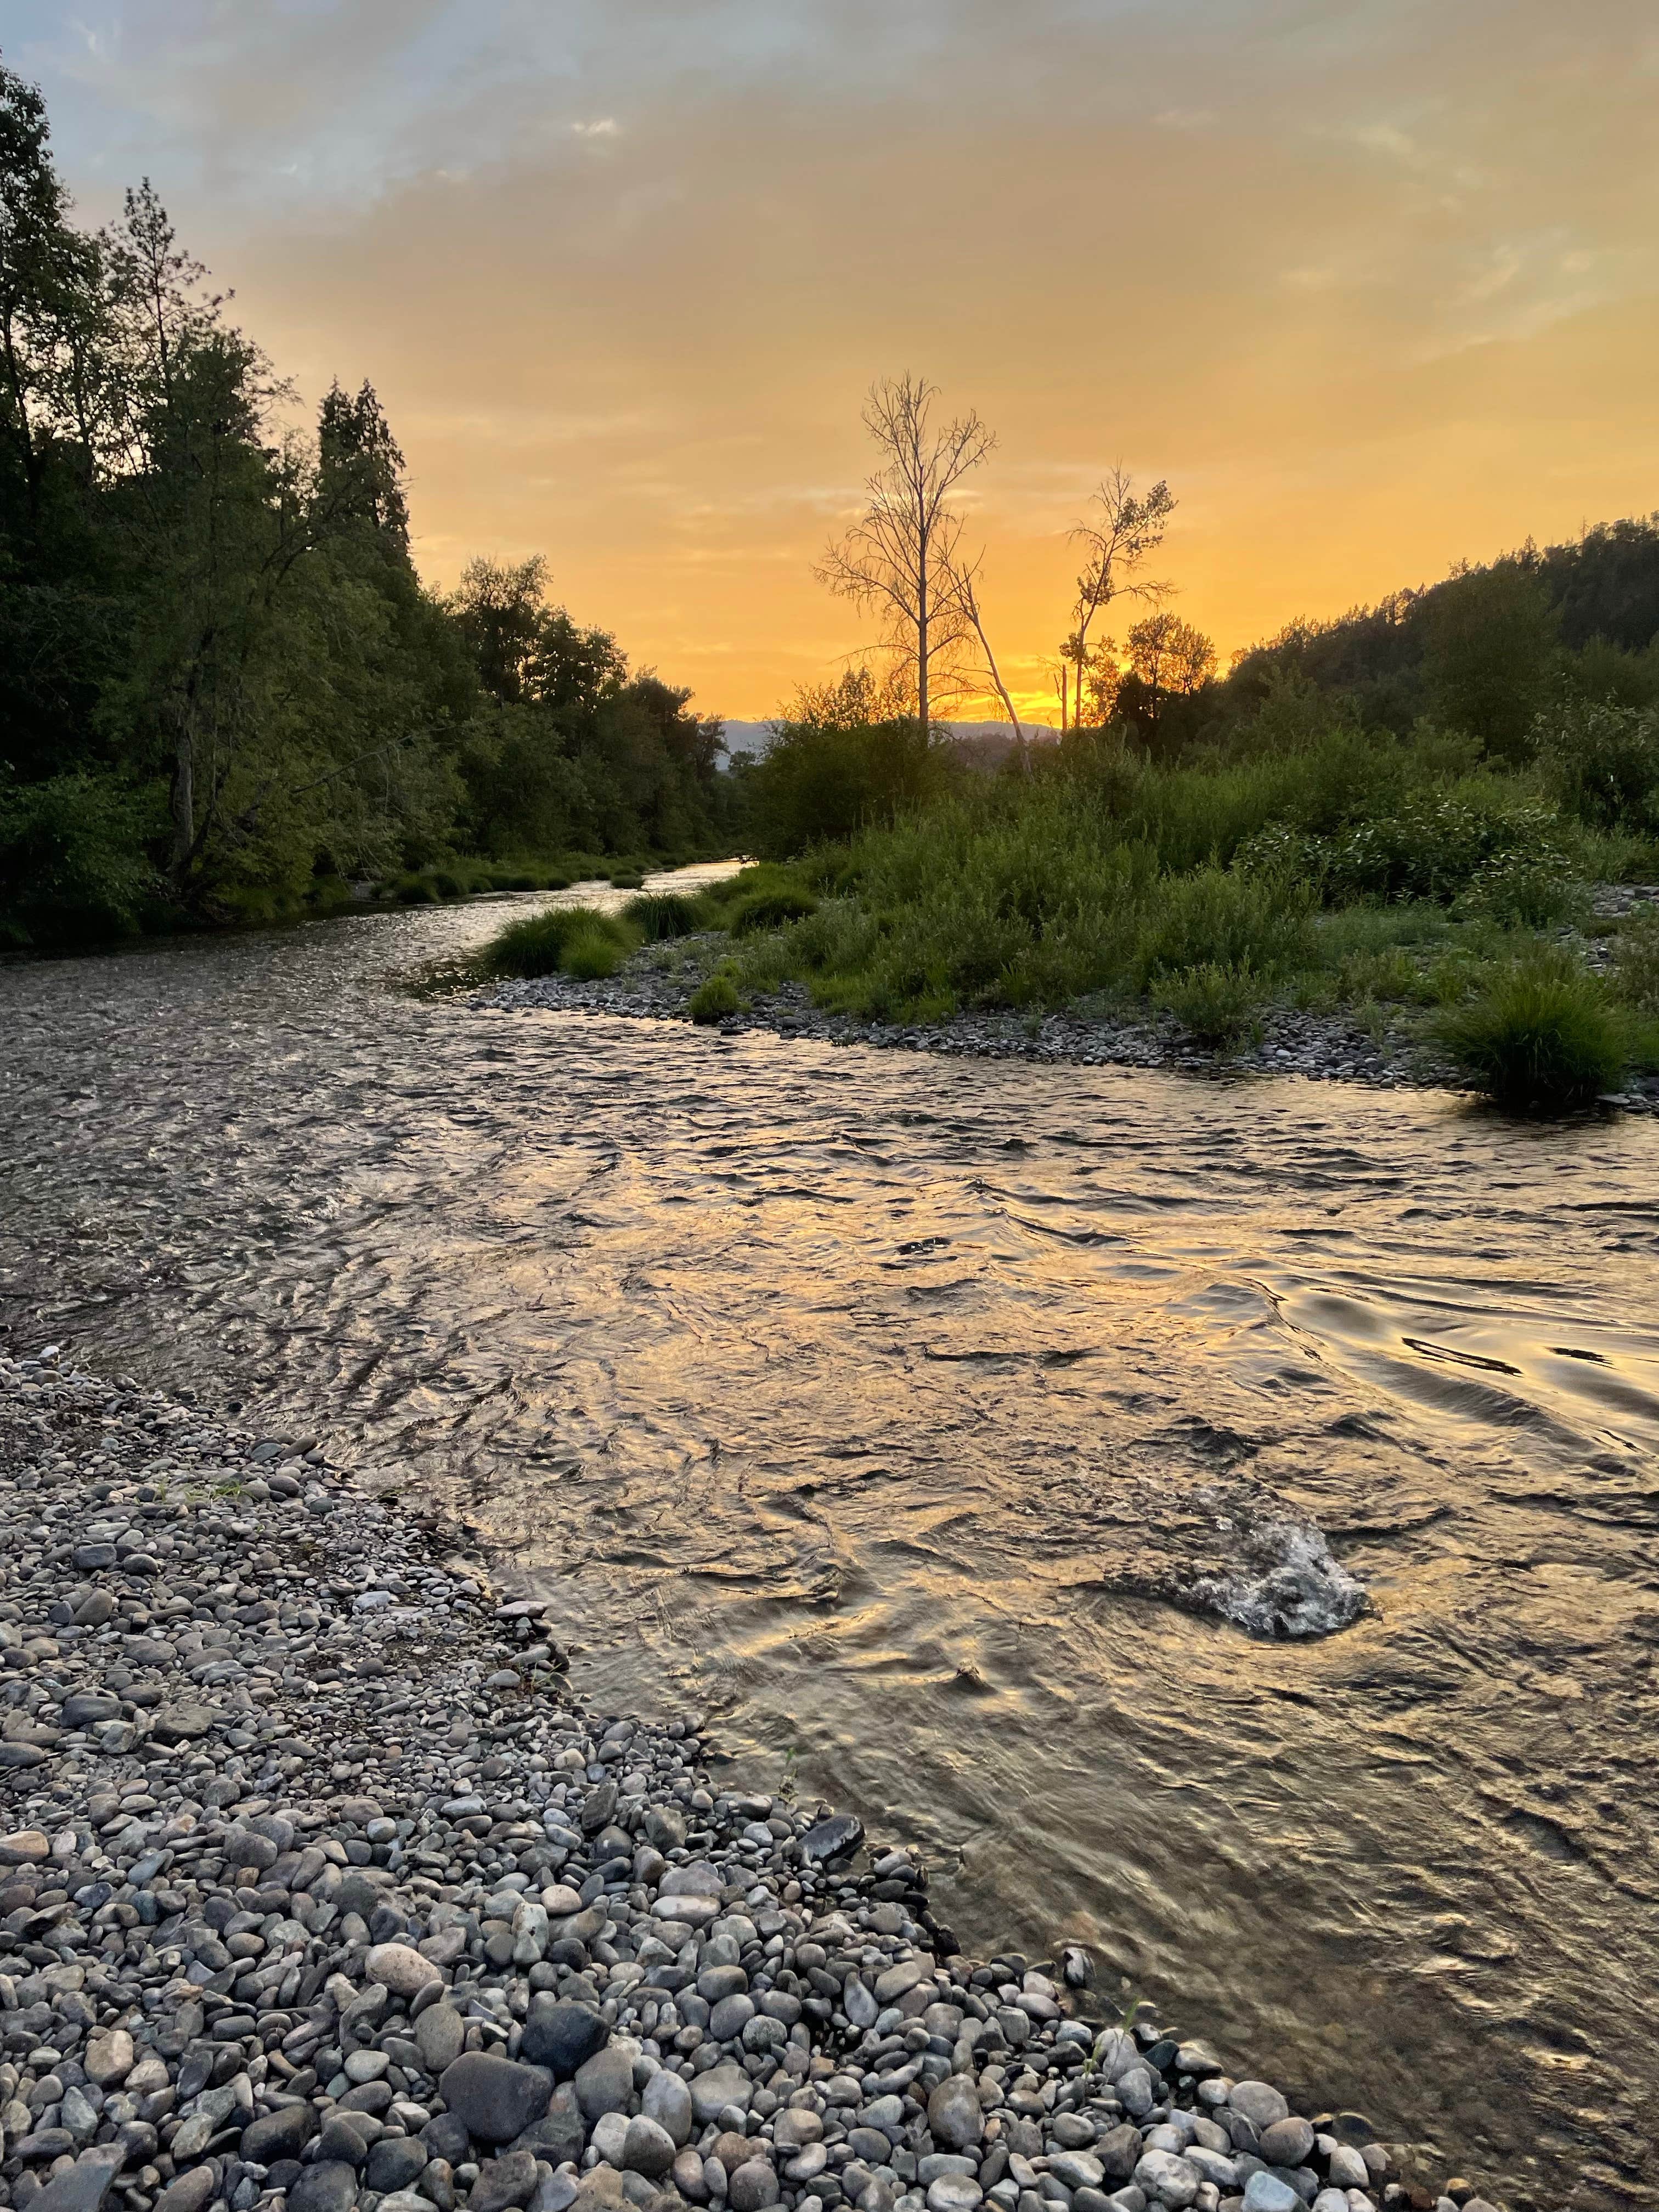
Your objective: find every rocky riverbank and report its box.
[469,939,1659,1115]
[0,1348,1500,2212]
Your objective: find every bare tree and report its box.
[815,374,994,735]
[941,550,1022,737]
[1062,468,1175,728]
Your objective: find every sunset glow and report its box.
[15,1,1658,720]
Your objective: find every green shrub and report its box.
[1333,946,1423,1004]
[1454,848,1585,927]
[1435,952,1629,1109]
[626,891,708,940]
[608,871,646,891]
[1537,695,1659,833]
[729,886,819,934]
[1151,962,1265,1046]
[1610,906,1659,1014]
[745,714,955,860]
[689,970,742,1023]
[0,771,162,947]
[1134,867,1313,987]
[1329,792,1568,906]
[479,905,623,978]
[0,774,166,946]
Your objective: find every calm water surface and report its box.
[4,879,1658,2212]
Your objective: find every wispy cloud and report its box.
[9,0,1655,712]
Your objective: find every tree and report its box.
[0,58,105,527]
[815,374,994,734]
[319,379,409,543]
[1062,470,1174,729]
[1117,613,1216,750]
[1422,562,1559,760]
[745,673,953,857]
[0,55,736,943]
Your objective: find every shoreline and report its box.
[469,955,1659,1116]
[0,1350,1499,2212]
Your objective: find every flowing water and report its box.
[4,874,1659,2211]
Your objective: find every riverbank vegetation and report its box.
[0,61,733,951]
[708,694,1659,1104]
[479,501,1659,1106]
[660,379,1659,1109]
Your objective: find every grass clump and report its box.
[478,905,631,979]
[1610,906,1659,1014]
[626,891,709,941]
[561,924,628,979]
[1151,962,1266,1047]
[1434,951,1631,1109]
[688,969,743,1023]
[729,885,819,934]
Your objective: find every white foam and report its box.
[1188,1513,1368,1638]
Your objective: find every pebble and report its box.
[0,1349,1503,2212]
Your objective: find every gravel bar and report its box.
[0,1350,1502,2212]
[472,952,1658,1116]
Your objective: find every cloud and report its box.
[10,0,1658,713]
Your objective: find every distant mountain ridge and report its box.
[718,718,1059,761]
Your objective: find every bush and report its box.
[729,886,819,934]
[689,970,742,1023]
[744,715,955,859]
[1537,695,1659,833]
[479,905,625,978]
[626,891,709,940]
[0,773,159,946]
[1134,867,1313,986]
[1454,848,1586,928]
[1330,792,1570,906]
[1610,906,1659,1014]
[1435,952,1630,1109]
[1151,962,1265,1046]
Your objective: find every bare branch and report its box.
[940,550,1021,737]
[1059,469,1176,726]
[814,373,995,732]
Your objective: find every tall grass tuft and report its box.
[1435,952,1630,1109]
[1151,962,1266,1047]
[625,891,709,941]
[561,924,627,979]
[688,970,742,1023]
[1610,906,1659,1015]
[478,905,630,979]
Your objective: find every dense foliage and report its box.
[0,61,730,947]
[690,610,1659,1107]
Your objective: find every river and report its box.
[3,874,1658,2212]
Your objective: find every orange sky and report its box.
[17,1,1659,720]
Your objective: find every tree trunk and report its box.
[917,569,929,740]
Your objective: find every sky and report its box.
[10,1,1659,721]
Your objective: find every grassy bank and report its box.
[476,727,1659,1110]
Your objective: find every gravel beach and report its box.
[0,1349,1503,2212]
